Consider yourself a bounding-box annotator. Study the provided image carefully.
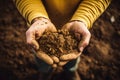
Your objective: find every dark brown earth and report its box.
[38,30,78,57]
[0,0,120,80]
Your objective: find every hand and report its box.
[26,17,57,49]
[60,21,91,61]
[26,17,57,65]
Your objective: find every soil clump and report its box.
[38,30,79,57]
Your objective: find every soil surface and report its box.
[0,0,120,80]
[38,30,78,57]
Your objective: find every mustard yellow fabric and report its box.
[13,0,111,29]
[13,0,49,24]
[71,0,111,28]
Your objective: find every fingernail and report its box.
[33,44,39,49]
[33,45,38,50]
[79,47,84,52]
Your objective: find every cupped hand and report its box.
[60,21,91,61]
[26,17,57,49]
[26,17,57,65]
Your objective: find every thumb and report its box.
[46,23,57,32]
[61,23,71,31]
[78,32,91,52]
[26,30,39,50]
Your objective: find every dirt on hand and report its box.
[38,30,79,58]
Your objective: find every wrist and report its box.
[31,17,50,25]
[70,20,86,26]
[69,20,87,28]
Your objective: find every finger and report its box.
[52,64,57,68]
[46,24,57,32]
[50,25,57,32]
[61,23,71,31]
[36,51,53,65]
[60,52,82,61]
[60,53,79,60]
[50,55,59,63]
[26,30,39,50]
[58,61,69,66]
[31,40,39,50]
[78,31,91,52]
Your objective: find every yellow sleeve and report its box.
[13,0,49,25]
[71,0,111,29]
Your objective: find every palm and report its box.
[60,21,91,61]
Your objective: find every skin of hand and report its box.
[26,17,57,65]
[59,21,91,64]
